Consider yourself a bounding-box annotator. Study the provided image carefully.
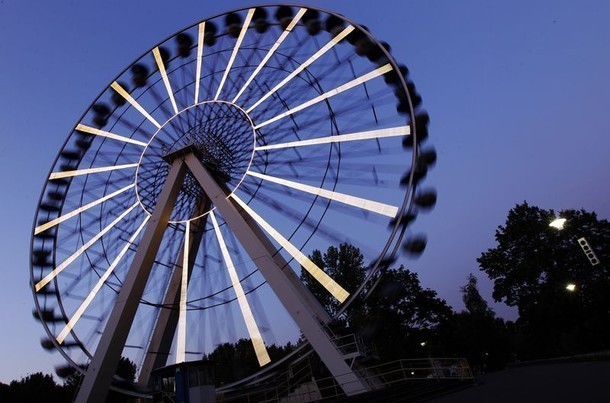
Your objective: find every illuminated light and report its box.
[153,47,179,114]
[246,170,398,218]
[214,8,255,100]
[254,63,392,129]
[566,283,576,292]
[56,216,149,344]
[246,25,355,113]
[420,342,427,347]
[549,218,566,230]
[577,237,600,266]
[194,22,206,104]
[255,125,410,151]
[110,82,161,129]
[35,184,135,235]
[75,124,147,147]
[176,221,190,364]
[49,163,138,180]
[231,194,349,302]
[232,8,307,104]
[35,202,139,292]
[210,211,271,366]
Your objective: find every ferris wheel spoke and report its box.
[210,210,271,366]
[255,125,410,151]
[230,193,349,303]
[35,202,139,292]
[110,81,161,129]
[175,221,190,364]
[49,163,138,180]
[153,47,179,114]
[232,8,307,104]
[246,170,398,218]
[34,184,135,235]
[214,8,255,101]
[238,183,366,253]
[56,216,150,344]
[254,63,393,130]
[245,25,355,113]
[139,199,210,387]
[75,124,148,147]
[194,22,206,104]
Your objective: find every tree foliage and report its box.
[0,372,70,402]
[60,356,137,402]
[301,243,365,318]
[438,274,514,373]
[356,265,454,361]
[478,202,610,358]
[461,274,492,317]
[302,243,453,361]
[0,356,139,402]
[204,339,295,385]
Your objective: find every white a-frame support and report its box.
[183,153,369,396]
[75,160,187,403]
[75,150,369,403]
[138,198,210,388]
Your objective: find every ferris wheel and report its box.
[30,4,436,401]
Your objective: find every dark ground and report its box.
[430,359,610,403]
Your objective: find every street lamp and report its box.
[565,283,576,292]
[549,217,600,266]
[549,217,567,230]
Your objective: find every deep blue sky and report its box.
[1,0,609,383]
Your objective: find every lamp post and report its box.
[549,217,602,294]
[549,217,600,266]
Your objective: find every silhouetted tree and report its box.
[204,339,295,385]
[338,263,452,361]
[438,274,513,373]
[0,372,71,402]
[461,274,492,317]
[302,244,454,361]
[62,356,138,402]
[478,202,610,358]
[301,243,366,318]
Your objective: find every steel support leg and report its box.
[75,161,187,403]
[185,153,369,396]
[138,198,210,388]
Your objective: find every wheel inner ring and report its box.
[135,100,256,223]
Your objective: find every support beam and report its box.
[138,198,210,388]
[75,160,187,403]
[184,153,368,396]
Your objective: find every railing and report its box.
[333,333,369,361]
[219,357,473,402]
[217,354,316,403]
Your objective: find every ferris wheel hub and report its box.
[135,100,256,223]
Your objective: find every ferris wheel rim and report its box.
[30,4,430,391]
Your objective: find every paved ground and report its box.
[430,360,610,403]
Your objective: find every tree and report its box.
[461,274,493,317]
[204,339,295,385]
[301,243,366,318]
[438,274,513,373]
[302,244,454,360]
[0,372,71,402]
[62,356,137,402]
[0,358,137,403]
[360,266,453,360]
[478,202,610,358]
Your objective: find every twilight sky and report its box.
[0,0,609,383]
